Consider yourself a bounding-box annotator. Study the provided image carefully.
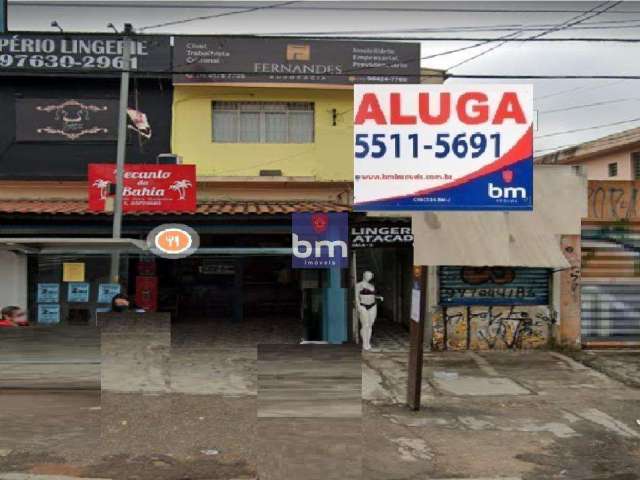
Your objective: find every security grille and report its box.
[439,266,550,306]
[581,284,640,339]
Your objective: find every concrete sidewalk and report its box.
[1,339,639,479]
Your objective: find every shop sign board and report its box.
[16,98,118,142]
[0,34,171,74]
[292,212,348,269]
[88,164,197,213]
[439,266,550,306]
[353,84,534,211]
[147,223,200,259]
[351,221,413,248]
[173,37,420,85]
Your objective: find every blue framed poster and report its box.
[37,283,59,303]
[98,283,120,304]
[38,304,60,324]
[68,282,90,303]
[292,212,349,269]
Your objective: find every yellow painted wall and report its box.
[172,86,353,180]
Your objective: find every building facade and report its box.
[537,128,640,346]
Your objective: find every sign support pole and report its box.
[110,23,133,283]
[407,265,427,411]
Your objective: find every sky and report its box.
[7,0,640,155]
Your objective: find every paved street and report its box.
[1,328,639,480]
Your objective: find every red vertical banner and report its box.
[88,164,197,212]
[135,276,158,312]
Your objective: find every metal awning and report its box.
[370,165,588,268]
[0,238,292,256]
[0,238,148,255]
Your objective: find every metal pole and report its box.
[110,23,133,283]
[407,265,427,410]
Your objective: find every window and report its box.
[212,102,314,143]
[633,153,640,179]
[608,162,618,177]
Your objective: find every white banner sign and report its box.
[353,84,533,211]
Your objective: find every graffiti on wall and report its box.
[588,181,640,221]
[432,305,557,351]
[440,266,551,306]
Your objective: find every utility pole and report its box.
[407,265,427,410]
[110,23,133,283]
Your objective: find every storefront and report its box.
[0,197,351,343]
[350,217,414,344]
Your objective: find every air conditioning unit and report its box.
[157,153,182,165]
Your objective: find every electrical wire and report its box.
[535,80,628,101]
[138,1,298,32]
[540,98,640,114]
[537,117,640,138]
[527,1,620,40]
[445,32,522,71]
[14,1,639,15]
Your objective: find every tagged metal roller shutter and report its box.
[439,267,550,306]
[581,284,640,339]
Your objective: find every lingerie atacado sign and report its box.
[350,221,413,249]
[353,84,533,211]
[88,164,196,213]
[0,34,171,73]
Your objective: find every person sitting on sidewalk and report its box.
[110,293,145,313]
[0,306,29,327]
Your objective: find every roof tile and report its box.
[0,199,351,216]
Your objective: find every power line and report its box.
[445,32,523,71]
[534,131,640,154]
[138,1,298,32]
[5,67,640,80]
[10,1,640,14]
[256,35,640,43]
[270,22,640,36]
[537,116,640,138]
[444,3,621,73]
[540,98,640,114]
[527,1,619,40]
[535,80,628,101]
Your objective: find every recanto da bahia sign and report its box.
[353,85,533,211]
[88,164,196,213]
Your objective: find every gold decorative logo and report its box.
[286,44,310,61]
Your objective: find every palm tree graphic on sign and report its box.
[169,179,193,200]
[92,179,111,200]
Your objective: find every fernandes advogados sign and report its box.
[353,85,533,211]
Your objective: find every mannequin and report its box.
[355,271,383,350]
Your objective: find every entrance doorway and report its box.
[133,255,306,346]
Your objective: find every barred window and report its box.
[633,152,640,180]
[212,102,314,143]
